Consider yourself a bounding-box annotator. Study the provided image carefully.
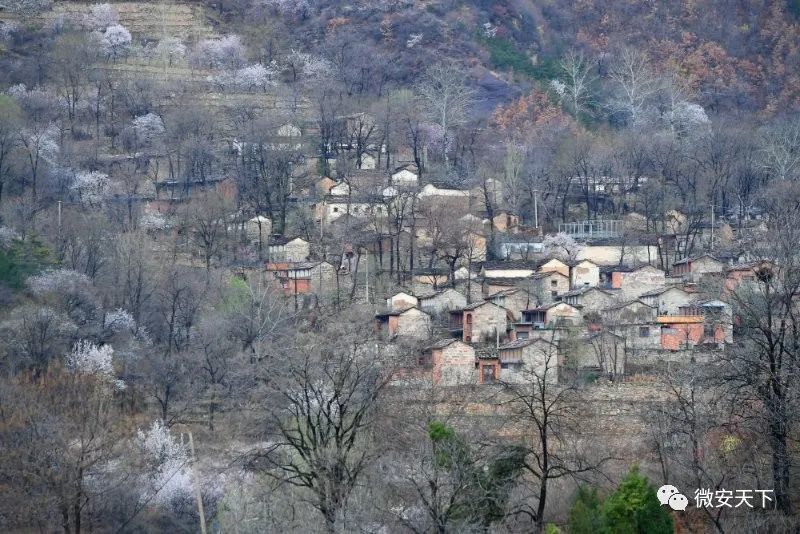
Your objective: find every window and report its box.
[704,324,715,337]
[551,280,558,287]
[500,362,509,369]
[551,291,558,298]
[517,332,529,339]
[333,207,339,213]
[639,326,650,338]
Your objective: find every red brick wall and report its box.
[661,323,703,350]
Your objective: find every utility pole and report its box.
[364,248,369,304]
[710,203,715,252]
[57,200,62,236]
[533,189,539,231]
[186,431,207,534]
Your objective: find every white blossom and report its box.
[71,170,110,205]
[543,232,580,262]
[406,33,423,49]
[28,269,93,297]
[104,308,136,332]
[139,212,169,231]
[154,36,186,66]
[671,101,709,129]
[5,0,53,15]
[101,24,132,60]
[210,63,277,92]
[0,226,19,249]
[135,421,194,505]
[132,113,165,145]
[86,3,118,30]
[260,0,311,18]
[67,340,114,376]
[191,35,245,70]
[284,49,332,80]
[549,79,567,97]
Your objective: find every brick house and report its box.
[450,301,509,344]
[420,339,476,386]
[724,261,776,293]
[486,287,537,321]
[657,300,733,350]
[265,261,335,296]
[375,306,432,339]
[477,352,500,384]
[569,259,600,288]
[498,337,559,384]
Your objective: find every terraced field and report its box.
[2,1,216,41]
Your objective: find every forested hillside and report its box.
[0,0,799,532]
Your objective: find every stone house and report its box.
[531,271,570,304]
[375,306,432,340]
[386,291,418,310]
[450,301,509,344]
[418,288,467,317]
[601,300,660,351]
[492,211,520,233]
[602,265,666,301]
[498,337,559,384]
[481,260,538,279]
[411,268,450,293]
[672,254,725,282]
[244,216,272,247]
[517,302,582,337]
[267,237,310,262]
[317,176,338,196]
[570,259,600,288]
[420,339,476,386]
[558,287,617,317]
[313,195,387,224]
[639,286,695,316]
[486,287,537,322]
[537,258,570,277]
[566,331,627,378]
[482,278,530,298]
[390,164,419,186]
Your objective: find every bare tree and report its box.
[415,63,475,171]
[759,116,800,182]
[501,336,610,533]
[719,182,800,514]
[251,315,396,532]
[556,50,597,119]
[607,48,660,128]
